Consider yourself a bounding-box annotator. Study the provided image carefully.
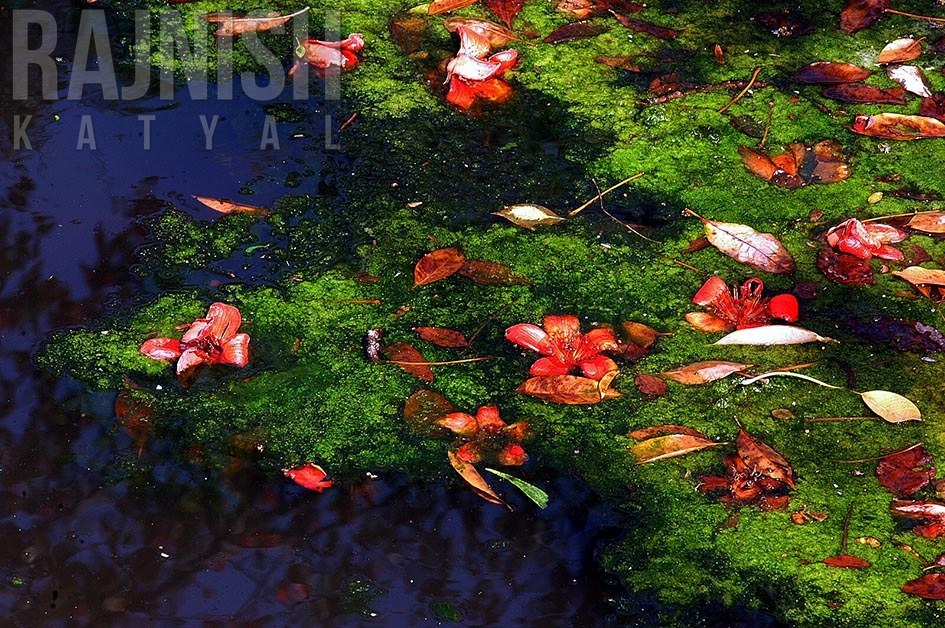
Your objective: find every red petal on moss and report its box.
[530,356,571,377]
[140,337,182,361]
[543,314,581,339]
[446,76,477,110]
[692,276,728,306]
[497,443,528,466]
[284,463,333,492]
[767,294,799,322]
[580,354,618,380]
[204,302,243,341]
[822,554,871,568]
[504,421,530,441]
[456,441,484,464]
[506,323,554,354]
[903,573,945,600]
[176,347,210,375]
[415,326,469,348]
[582,327,619,353]
[218,333,250,367]
[438,412,479,436]
[475,405,505,429]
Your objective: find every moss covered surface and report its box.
[39,0,945,624]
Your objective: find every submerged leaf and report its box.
[404,389,454,436]
[737,428,796,489]
[484,0,525,27]
[693,212,795,274]
[660,361,750,385]
[822,83,906,105]
[612,14,679,40]
[415,326,469,348]
[448,450,508,507]
[903,574,945,599]
[384,342,435,381]
[876,445,935,497]
[631,433,723,463]
[634,373,667,397]
[714,325,837,346]
[193,196,269,216]
[821,554,870,569]
[517,374,621,404]
[847,317,945,353]
[428,0,479,15]
[817,247,874,286]
[907,212,945,233]
[860,390,921,422]
[621,321,662,349]
[414,247,466,286]
[485,468,549,508]
[458,260,530,285]
[840,0,889,35]
[628,424,707,440]
[794,61,871,84]
[494,204,566,229]
[544,21,608,44]
[685,311,734,333]
[893,266,945,287]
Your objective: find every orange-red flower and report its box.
[690,276,799,332]
[437,405,529,466]
[825,218,906,261]
[505,315,618,380]
[445,25,517,110]
[140,302,250,377]
[288,33,364,77]
[283,463,333,492]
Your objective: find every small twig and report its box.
[804,416,879,423]
[670,259,705,275]
[885,8,945,24]
[861,209,942,223]
[717,67,762,114]
[758,101,774,149]
[388,356,492,366]
[569,172,644,217]
[833,442,923,464]
[740,371,843,389]
[840,503,854,554]
[338,112,358,133]
[641,78,770,106]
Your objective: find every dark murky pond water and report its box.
[0,2,624,624]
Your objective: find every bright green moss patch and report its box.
[44,0,945,624]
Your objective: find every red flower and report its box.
[437,405,529,466]
[825,218,906,261]
[690,276,799,332]
[140,302,250,377]
[445,25,517,110]
[505,315,618,380]
[288,33,364,77]
[283,463,333,492]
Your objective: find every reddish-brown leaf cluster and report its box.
[698,429,795,510]
[438,405,530,466]
[876,444,936,497]
[484,0,525,27]
[738,140,850,188]
[891,500,945,538]
[817,218,907,286]
[903,573,945,600]
[414,248,529,287]
[839,0,889,35]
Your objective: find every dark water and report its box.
[0,2,623,625]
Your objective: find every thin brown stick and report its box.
[338,112,358,133]
[671,259,705,275]
[642,79,770,106]
[804,416,879,423]
[840,502,854,554]
[717,67,762,114]
[388,356,492,366]
[833,442,923,464]
[885,8,945,24]
[759,101,774,149]
[569,172,644,217]
[861,209,942,223]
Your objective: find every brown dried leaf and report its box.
[919,95,945,122]
[458,260,530,285]
[695,213,796,274]
[628,424,707,440]
[821,554,871,569]
[494,204,566,230]
[876,444,935,497]
[817,247,874,285]
[447,450,508,507]
[544,21,608,44]
[738,146,778,180]
[714,325,837,346]
[660,361,750,385]
[852,113,945,140]
[595,55,641,72]
[631,434,722,463]
[907,212,945,233]
[886,65,932,97]
[390,11,428,54]
[634,373,667,397]
[894,266,945,287]
[444,17,520,47]
[414,247,466,287]
[517,375,621,405]
[484,0,525,27]
[193,196,269,216]
[612,14,679,40]
[840,0,889,35]
[621,321,661,348]
[794,61,871,84]
[877,37,923,64]
[384,342,435,381]
[822,83,906,105]
[737,428,796,488]
[414,326,469,348]
[685,312,734,333]
[903,574,945,600]
[428,0,480,15]
[207,7,310,37]
[403,389,454,437]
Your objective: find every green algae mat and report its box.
[39,0,945,624]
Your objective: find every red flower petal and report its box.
[448,55,503,82]
[456,441,483,464]
[505,323,554,354]
[580,354,618,380]
[497,443,528,466]
[581,327,619,354]
[438,412,479,436]
[180,318,214,343]
[456,25,492,58]
[204,302,242,342]
[176,347,210,375]
[487,49,518,76]
[469,78,513,104]
[140,337,182,361]
[692,276,728,306]
[284,463,333,492]
[446,76,477,110]
[767,294,799,322]
[873,244,904,261]
[529,356,572,377]
[542,314,581,341]
[504,421,530,442]
[475,405,505,429]
[218,333,251,367]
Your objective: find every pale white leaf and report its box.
[886,65,932,98]
[714,325,837,346]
